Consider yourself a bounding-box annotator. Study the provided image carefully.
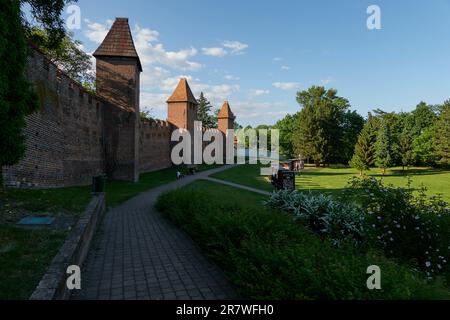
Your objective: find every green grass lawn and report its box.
[297,166,450,202]
[212,164,450,203]
[211,164,274,192]
[156,180,450,299]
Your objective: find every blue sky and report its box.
[62,0,450,126]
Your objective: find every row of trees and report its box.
[350,103,450,174]
[274,86,450,172]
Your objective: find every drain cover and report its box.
[17,217,55,226]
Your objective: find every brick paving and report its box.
[74,166,238,300]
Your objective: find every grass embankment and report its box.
[0,164,220,299]
[211,164,274,192]
[156,180,450,300]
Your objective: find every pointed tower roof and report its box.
[218,101,235,119]
[93,17,142,71]
[167,78,198,104]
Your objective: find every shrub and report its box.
[265,190,364,246]
[343,177,450,280]
[156,182,450,299]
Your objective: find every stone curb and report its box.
[29,193,106,300]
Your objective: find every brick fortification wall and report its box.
[1,17,236,188]
[139,120,172,173]
[2,47,138,188]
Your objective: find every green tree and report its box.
[21,0,76,48]
[413,126,438,166]
[196,92,215,129]
[375,120,393,175]
[349,114,377,175]
[412,101,437,135]
[274,113,300,158]
[140,109,154,121]
[0,0,38,183]
[435,103,450,166]
[293,86,350,166]
[340,110,365,164]
[397,128,414,171]
[28,27,95,85]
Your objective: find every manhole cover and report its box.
[17,216,55,226]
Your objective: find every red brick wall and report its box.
[139,120,172,173]
[2,47,143,188]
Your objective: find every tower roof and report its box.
[167,78,198,104]
[93,17,142,71]
[218,101,235,119]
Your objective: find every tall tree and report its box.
[21,0,76,48]
[435,103,450,166]
[274,112,300,158]
[349,114,377,175]
[412,101,437,135]
[293,86,350,166]
[196,92,215,129]
[340,110,365,164]
[28,27,94,85]
[413,126,438,166]
[397,128,414,171]
[0,0,38,183]
[375,120,393,175]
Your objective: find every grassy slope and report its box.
[156,180,450,299]
[211,164,274,192]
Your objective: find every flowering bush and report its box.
[265,190,364,246]
[343,177,450,279]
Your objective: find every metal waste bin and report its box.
[92,175,106,193]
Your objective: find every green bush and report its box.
[343,177,450,280]
[265,190,364,246]
[156,182,450,299]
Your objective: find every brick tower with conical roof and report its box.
[167,78,198,132]
[93,17,142,182]
[93,17,142,112]
[218,101,235,134]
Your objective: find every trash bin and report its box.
[92,175,106,193]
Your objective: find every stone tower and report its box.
[93,17,142,182]
[167,78,198,132]
[218,101,235,134]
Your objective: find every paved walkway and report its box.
[74,165,240,300]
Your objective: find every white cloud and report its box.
[273,57,283,62]
[320,76,334,86]
[272,82,300,90]
[224,74,240,81]
[223,41,249,55]
[201,47,227,57]
[84,19,111,44]
[140,93,168,111]
[86,20,202,71]
[281,65,291,70]
[249,89,270,97]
